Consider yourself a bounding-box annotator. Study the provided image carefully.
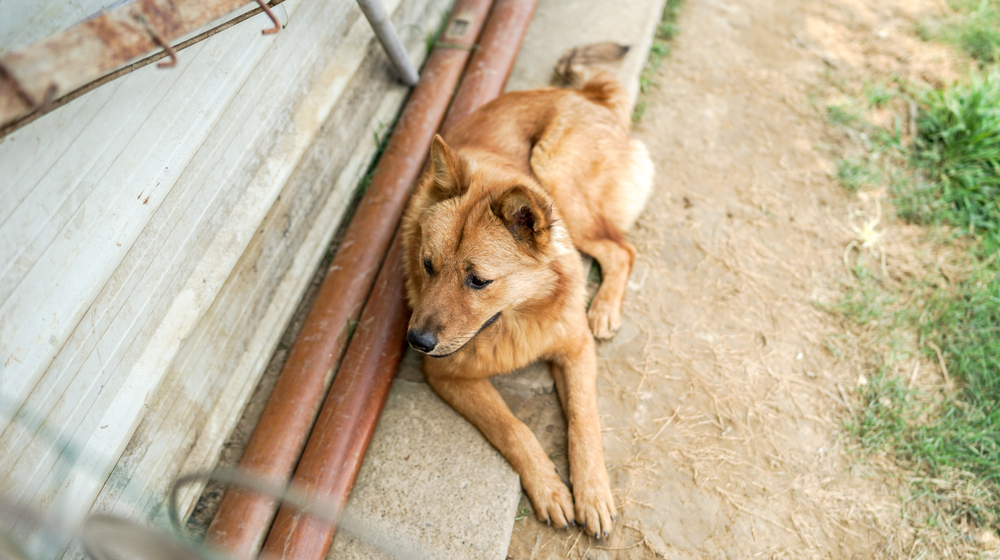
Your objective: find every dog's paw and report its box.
[587,298,621,340]
[572,474,617,539]
[525,473,576,528]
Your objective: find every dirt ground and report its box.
[503,0,987,558]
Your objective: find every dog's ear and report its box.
[490,186,553,252]
[427,135,468,203]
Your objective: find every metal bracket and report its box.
[355,0,420,86]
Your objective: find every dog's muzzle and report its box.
[406,312,502,357]
[405,329,438,353]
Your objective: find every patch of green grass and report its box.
[947,0,1000,64]
[639,42,671,95]
[826,101,863,127]
[920,267,1000,409]
[515,503,531,523]
[840,262,1000,530]
[828,70,1000,532]
[836,157,881,191]
[911,69,1000,250]
[631,99,647,123]
[827,95,911,193]
[355,117,398,196]
[921,0,1000,65]
[864,81,898,108]
[423,7,451,55]
[835,265,897,323]
[633,0,683,122]
[849,364,1000,528]
[656,0,684,41]
[846,367,914,451]
[587,260,602,285]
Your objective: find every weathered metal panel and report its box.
[0,0,447,555]
[0,6,292,427]
[0,0,261,126]
[0,10,302,549]
[92,0,449,531]
[0,0,120,56]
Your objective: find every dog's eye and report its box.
[467,274,492,289]
[423,259,434,276]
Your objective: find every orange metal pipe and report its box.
[258,0,540,558]
[439,0,539,133]
[204,1,493,557]
[258,235,409,560]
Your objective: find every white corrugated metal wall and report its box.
[0,0,449,556]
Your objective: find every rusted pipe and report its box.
[439,0,539,133]
[258,235,409,560]
[257,0,540,558]
[203,1,493,558]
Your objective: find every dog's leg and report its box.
[530,139,637,340]
[576,233,636,339]
[425,372,576,527]
[550,325,617,537]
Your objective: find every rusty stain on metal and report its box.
[203,1,495,557]
[254,0,282,34]
[0,0,289,139]
[134,14,180,68]
[0,0,267,129]
[0,62,42,108]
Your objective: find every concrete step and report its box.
[328,0,666,557]
[329,351,521,560]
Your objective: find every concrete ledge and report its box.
[329,353,521,560]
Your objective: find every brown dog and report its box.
[401,43,653,538]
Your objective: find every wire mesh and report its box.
[0,463,437,560]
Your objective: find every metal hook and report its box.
[149,28,178,68]
[255,0,281,35]
[134,14,178,68]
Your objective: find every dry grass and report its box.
[503,0,1000,557]
[575,125,986,558]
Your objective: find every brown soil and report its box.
[503,0,988,558]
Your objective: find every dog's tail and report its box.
[554,42,631,127]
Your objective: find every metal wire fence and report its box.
[2,466,435,560]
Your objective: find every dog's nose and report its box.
[406,329,438,353]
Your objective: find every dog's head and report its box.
[403,135,571,357]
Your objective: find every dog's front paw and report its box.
[587,298,621,339]
[523,471,576,528]
[572,474,617,539]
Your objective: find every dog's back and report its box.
[439,43,653,237]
